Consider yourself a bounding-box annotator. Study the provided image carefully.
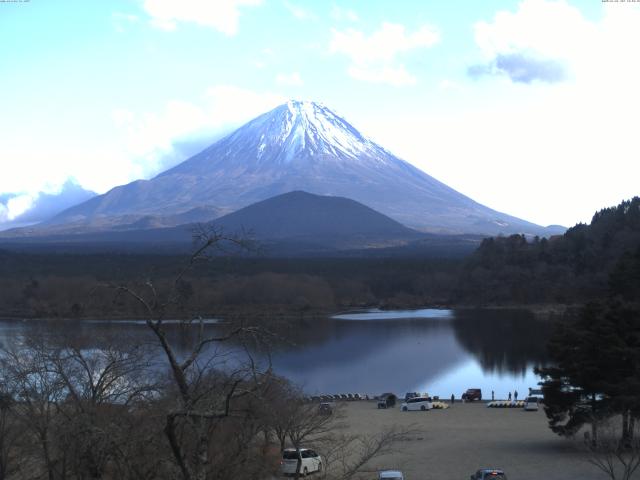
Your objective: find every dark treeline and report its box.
[458,197,640,305]
[2,197,640,318]
[0,253,461,318]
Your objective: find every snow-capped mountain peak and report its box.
[279,100,377,158]
[216,99,387,165]
[48,100,558,237]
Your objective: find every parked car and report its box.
[528,388,544,401]
[401,396,433,411]
[319,402,334,415]
[462,388,482,402]
[280,448,322,476]
[470,468,507,479]
[524,396,539,411]
[377,393,397,409]
[378,470,404,479]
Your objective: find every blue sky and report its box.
[1,0,638,227]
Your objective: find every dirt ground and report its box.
[338,401,605,480]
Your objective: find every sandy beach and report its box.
[337,401,603,480]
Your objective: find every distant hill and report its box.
[32,100,562,237]
[1,191,455,255]
[210,191,422,248]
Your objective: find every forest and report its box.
[458,196,640,305]
[0,197,639,319]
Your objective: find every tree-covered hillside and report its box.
[456,197,640,305]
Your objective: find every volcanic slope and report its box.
[49,100,561,236]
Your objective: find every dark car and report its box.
[404,392,419,401]
[470,468,507,480]
[377,393,397,409]
[462,388,482,402]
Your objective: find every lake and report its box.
[0,308,551,400]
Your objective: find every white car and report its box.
[401,396,433,411]
[524,396,539,411]
[379,470,404,479]
[281,448,322,476]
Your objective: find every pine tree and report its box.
[537,302,640,443]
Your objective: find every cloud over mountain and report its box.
[0,180,95,231]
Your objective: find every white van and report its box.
[524,396,539,411]
[401,396,433,411]
[379,470,404,479]
[280,448,322,476]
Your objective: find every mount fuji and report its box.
[41,100,560,236]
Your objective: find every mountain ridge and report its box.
[2,191,470,256]
[20,100,564,237]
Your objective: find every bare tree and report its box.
[1,338,68,480]
[110,226,274,480]
[263,380,419,480]
[46,336,160,479]
[584,417,640,480]
[318,426,421,480]
[0,384,22,480]
[0,332,163,480]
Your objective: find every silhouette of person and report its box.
[514,390,518,401]
[451,393,455,405]
[508,392,512,401]
[491,390,495,401]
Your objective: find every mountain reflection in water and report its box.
[0,309,551,397]
[268,308,551,395]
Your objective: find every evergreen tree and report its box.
[537,302,640,443]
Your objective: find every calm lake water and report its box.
[0,308,551,400]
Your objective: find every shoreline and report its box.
[0,303,578,323]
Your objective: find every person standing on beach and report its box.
[514,390,518,401]
[451,393,455,405]
[491,390,495,401]
[508,392,512,401]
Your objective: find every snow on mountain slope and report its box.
[47,100,561,236]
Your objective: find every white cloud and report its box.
[143,0,262,34]
[0,86,286,205]
[361,0,640,227]
[329,22,440,85]
[203,85,287,124]
[474,0,591,62]
[112,12,139,33]
[331,23,439,65]
[4,195,34,221]
[471,0,640,86]
[110,86,286,183]
[283,1,315,20]
[348,64,416,86]
[438,79,463,91]
[330,5,358,22]
[275,72,304,86]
